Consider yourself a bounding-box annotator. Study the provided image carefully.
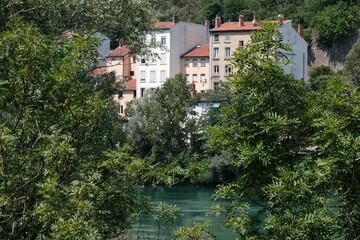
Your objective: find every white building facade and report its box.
[137,20,209,97]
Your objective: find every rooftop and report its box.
[107,46,130,57]
[210,20,291,32]
[124,78,136,91]
[153,22,178,29]
[182,44,209,57]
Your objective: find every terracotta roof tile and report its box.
[107,46,130,57]
[182,44,209,57]
[153,22,177,29]
[88,67,108,77]
[124,78,136,91]
[210,20,291,32]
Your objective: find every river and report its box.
[126,185,239,240]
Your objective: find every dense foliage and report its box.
[345,38,360,86]
[204,22,360,239]
[0,0,158,239]
[155,0,360,44]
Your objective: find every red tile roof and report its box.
[153,22,178,29]
[124,78,136,91]
[88,67,108,77]
[182,44,209,57]
[107,46,130,57]
[210,20,291,32]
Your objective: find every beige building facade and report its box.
[180,44,210,94]
[106,46,137,115]
[209,15,308,89]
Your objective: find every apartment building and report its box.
[106,46,137,115]
[137,18,209,97]
[209,15,308,89]
[180,44,210,95]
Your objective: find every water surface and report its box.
[127,186,238,239]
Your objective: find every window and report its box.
[214,48,219,58]
[201,90,205,94]
[118,91,123,99]
[225,65,231,75]
[151,37,156,43]
[239,40,244,46]
[214,82,219,89]
[214,65,219,75]
[119,105,124,114]
[141,58,146,64]
[150,70,156,82]
[225,34,230,42]
[130,71,134,76]
[225,47,231,58]
[140,71,146,82]
[161,36,166,46]
[193,59,198,65]
[201,59,206,66]
[133,56,136,63]
[161,53,166,64]
[201,74,206,82]
[214,34,219,42]
[133,91,136,98]
[160,70,166,82]
[185,59,189,66]
[193,74,198,82]
[185,74,189,83]
[140,88,145,97]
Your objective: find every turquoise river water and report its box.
[126,186,243,240]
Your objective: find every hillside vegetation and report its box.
[156,0,360,45]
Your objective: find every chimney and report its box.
[172,15,178,25]
[215,16,219,28]
[252,14,258,26]
[119,40,124,47]
[239,15,244,27]
[218,16,221,27]
[298,25,303,37]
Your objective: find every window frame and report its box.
[225,34,230,42]
[214,65,219,75]
[214,48,219,59]
[161,36,166,46]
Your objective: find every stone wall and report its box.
[308,28,360,76]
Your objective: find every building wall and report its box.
[170,22,209,77]
[115,90,136,115]
[106,56,124,79]
[94,33,110,67]
[210,31,252,89]
[278,21,308,82]
[181,57,210,93]
[130,54,137,80]
[136,31,171,98]
[209,22,308,87]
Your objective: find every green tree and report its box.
[311,1,360,45]
[209,22,311,238]
[200,0,223,28]
[127,74,193,165]
[308,65,334,91]
[345,38,360,86]
[1,0,157,52]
